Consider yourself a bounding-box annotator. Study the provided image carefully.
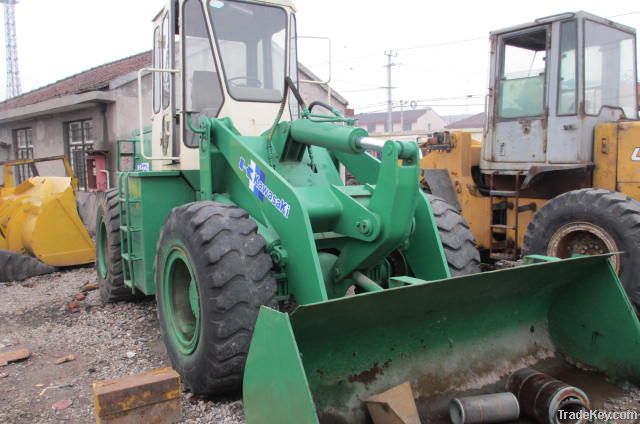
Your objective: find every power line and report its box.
[607,11,640,18]
[323,9,640,67]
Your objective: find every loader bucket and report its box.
[243,255,640,424]
[0,177,95,267]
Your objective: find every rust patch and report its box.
[348,363,382,385]
[348,360,392,385]
[519,119,531,135]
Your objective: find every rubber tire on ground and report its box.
[96,189,141,303]
[0,250,56,282]
[155,201,277,395]
[426,194,481,276]
[523,188,640,306]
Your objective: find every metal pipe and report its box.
[507,368,590,424]
[99,169,110,190]
[356,137,387,152]
[290,121,419,160]
[351,271,384,293]
[449,393,520,424]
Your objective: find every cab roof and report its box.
[490,11,636,36]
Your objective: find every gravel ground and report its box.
[2,267,640,423]
[0,267,244,423]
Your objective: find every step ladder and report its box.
[488,173,521,261]
[118,173,142,289]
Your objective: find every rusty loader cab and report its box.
[423,11,640,307]
[482,11,637,180]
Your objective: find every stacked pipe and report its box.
[449,368,591,424]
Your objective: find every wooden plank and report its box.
[93,367,181,420]
[0,348,30,366]
[96,398,181,424]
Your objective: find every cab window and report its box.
[584,20,637,117]
[557,20,577,115]
[209,0,287,102]
[182,0,224,147]
[498,28,547,119]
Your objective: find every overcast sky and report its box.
[1,0,639,117]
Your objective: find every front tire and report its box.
[523,189,640,305]
[155,202,277,395]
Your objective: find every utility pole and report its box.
[383,51,397,133]
[1,0,21,98]
[399,100,408,133]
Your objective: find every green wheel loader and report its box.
[97,1,640,422]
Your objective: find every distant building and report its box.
[441,113,472,125]
[355,108,447,136]
[445,112,485,141]
[0,52,347,188]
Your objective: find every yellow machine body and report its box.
[593,121,640,199]
[420,121,640,252]
[0,157,95,266]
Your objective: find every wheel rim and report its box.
[547,221,620,273]
[97,217,108,279]
[162,247,200,355]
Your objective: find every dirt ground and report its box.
[0,267,243,424]
[2,267,640,423]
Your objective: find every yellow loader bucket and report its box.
[0,177,95,266]
[243,255,640,423]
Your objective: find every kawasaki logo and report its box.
[239,157,291,218]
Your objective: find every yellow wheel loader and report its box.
[421,11,640,306]
[0,156,95,281]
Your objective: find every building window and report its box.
[66,119,94,190]
[13,128,34,184]
[367,124,376,133]
[402,121,412,132]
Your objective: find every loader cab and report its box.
[481,11,637,179]
[148,0,298,170]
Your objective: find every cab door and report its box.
[546,19,582,163]
[151,5,177,163]
[487,26,549,164]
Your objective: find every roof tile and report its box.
[0,51,152,112]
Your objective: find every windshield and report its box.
[208,0,287,102]
[585,20,637,117]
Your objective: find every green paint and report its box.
[109,114,640,424]
[244,255,640,423]
[161,246,200,355]
[118,171,195,294]
[243,307,319,424]
[96,216,108,279]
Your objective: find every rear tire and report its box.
[426,194,481,276]
[0,250,55,282]
[155,201,277,395]
[523,189,640,306]
[96,189,140,302]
